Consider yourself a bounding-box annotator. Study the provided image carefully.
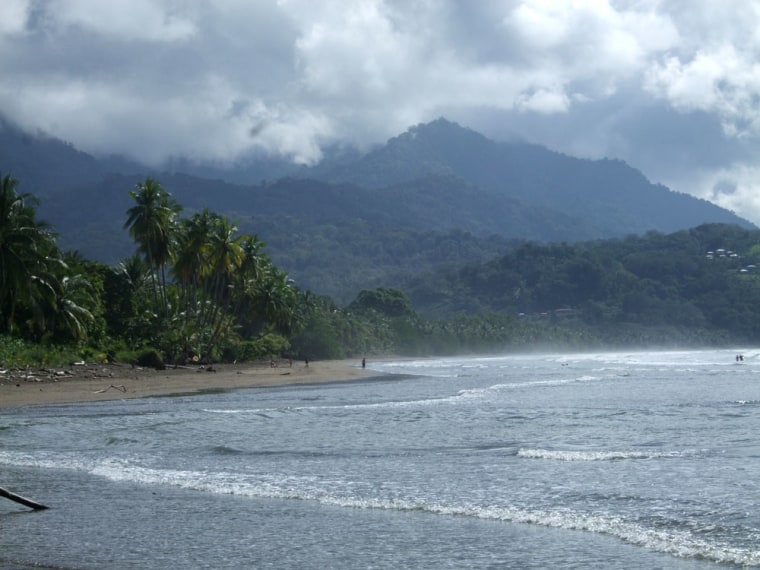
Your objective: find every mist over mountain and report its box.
[1,117,754,302]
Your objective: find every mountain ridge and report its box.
[311,118,752,235]
[0,116,755,301]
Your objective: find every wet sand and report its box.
[0,359,377,408]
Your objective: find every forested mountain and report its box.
[1,117,754,303]
[314,118,753,236]
[35,173,514,300]
[399,223,760,344]
[0,119,144,197]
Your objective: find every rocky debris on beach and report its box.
[0,363,122,385]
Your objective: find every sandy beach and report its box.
[0,358,377,408]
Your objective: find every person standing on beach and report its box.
[362,358,366,369]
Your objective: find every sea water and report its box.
[2,349,760,569]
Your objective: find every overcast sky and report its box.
[2,0,760,225]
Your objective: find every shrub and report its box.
[136,348,165,370]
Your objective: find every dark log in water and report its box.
[0,486,49,510]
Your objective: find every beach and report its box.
[5,349,758,569]
[0,358,375,408]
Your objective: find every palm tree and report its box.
[118,254,151,293]
[172,209,215,315]
[202,215,245,357]
[253,266,298,334]
[123,178,180,319]
[171,212,250,360]
[235,253,300,339]
[0,173,60,335]
[48,274,96,342]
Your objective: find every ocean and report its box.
[2,349,760,569]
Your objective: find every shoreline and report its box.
[0,359,379,408]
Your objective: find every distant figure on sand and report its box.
[305,357,309,367]
[362,358,366,369]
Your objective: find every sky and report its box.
[2,0,760,225]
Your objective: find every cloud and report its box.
[505,1,678,96]
[645,46,760,139]
[0,0,29,36]
[698,164,760,225]
[1,0,760,224]
[515,88,570,114]
[51,0,197,42]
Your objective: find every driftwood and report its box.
[0,486,49,510]
[94,384,127,394]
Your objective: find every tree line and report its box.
[0,173,308,366]
[3,170,760,369]
[401,223,760,344]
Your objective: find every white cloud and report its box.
[645,45,760,139]
[0,0,30,36]
[292,1,412,98]
[515,87,570,114]
[52,0,197,42]
[506,0,679,91]
[695,164,760,224]
[2,0,760,224]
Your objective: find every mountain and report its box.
[399,223,760,343]
[312,118,752,236]
[0,119,105,196]
[0,119,145,196]
[0,117,755,303]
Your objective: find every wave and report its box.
[202,374,611,416]
[517,448,687,461]
[208,445,244,455]
[0,450,94,472]
[2,451,757,566]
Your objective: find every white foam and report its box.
[201,372,609,416]
[4,450,757,566]
[517,448,686,461]
[0,450,93,471]
[75,459,760,567]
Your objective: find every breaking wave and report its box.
[517,448,687,461]
[2,450,757,566]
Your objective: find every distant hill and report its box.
[0,119,104,197]
[398,223,760,346]
[0,116,755,303]
[313,118,753,236]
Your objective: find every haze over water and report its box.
[2,349,760,568]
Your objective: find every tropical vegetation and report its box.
[2,171,760,369]
[0,173,94,344]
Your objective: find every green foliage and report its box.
[290,312,347,360]
[401,223,760,344]
[5,168,760,363]
[0,172,60,336]
[124,178,181,319]
[0,335,88,367]
[349,287,415,317]
[0,173,104,344]
[221,333,290,362]
[0,335,29,366]
[119,181,302,363]
[135,347,165,369]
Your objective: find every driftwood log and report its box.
[0,486,49,510]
